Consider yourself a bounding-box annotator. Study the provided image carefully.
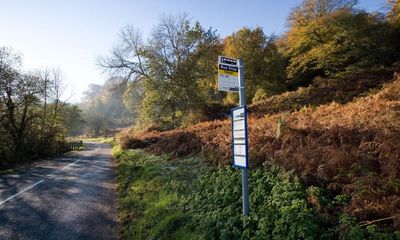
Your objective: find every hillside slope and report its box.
[117,72,400,229]
[249,70,393,117]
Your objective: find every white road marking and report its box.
[0,146,98,206]
[61,159,81,170]
[0,180,45,206]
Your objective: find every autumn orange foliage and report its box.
[116,71,400,227]
[249,70,393,116]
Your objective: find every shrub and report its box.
[186,165,322,239]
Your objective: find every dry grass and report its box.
[116,71,400,228]
[249,69,393,117]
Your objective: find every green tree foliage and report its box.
[0,57,41,160]
[285,0,398,86]
[122,81,142,118]
[99,14,222,129]
[81,84,106,135]
[0,47,83,163]
[80,77,134,135]
[61,104,85,136]
[223,27,287,103]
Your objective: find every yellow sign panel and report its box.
[218,69,238,77]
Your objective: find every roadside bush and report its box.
[186,165,322,240]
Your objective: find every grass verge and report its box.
[114,146,203,239]
[114,147,400,240]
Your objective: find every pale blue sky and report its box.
[0,0,387,102]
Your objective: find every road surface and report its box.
[0,142,118,240]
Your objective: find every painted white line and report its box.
[0,180,45,206]
[0,148,96,206]
[61,159,80,170]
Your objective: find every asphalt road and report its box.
[0,142,118,240]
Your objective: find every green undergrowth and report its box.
[114,147,400,240]
[114,146,202,239]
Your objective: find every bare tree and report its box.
[98,27,149,82]
[98,14,221,128]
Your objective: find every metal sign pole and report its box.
[238,59,249,215]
